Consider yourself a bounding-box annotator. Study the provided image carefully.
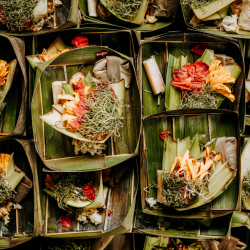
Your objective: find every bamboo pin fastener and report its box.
[143,56,165,105]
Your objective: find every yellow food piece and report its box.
[206,60,235,102]
[62,113,77,128]
[0,60,9,87]
[172,147,221,181]
[39,48,70,62]
[0,153,10,176]
[63,101,77,115]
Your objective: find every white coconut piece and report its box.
[89,211,102,225]
[33,0,48,21]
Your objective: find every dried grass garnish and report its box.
[182,0,213,9]
[48,239,91,250]
[107,0,142,20]
[0,175,16,203]
[51,173,93,213]
[77,83,123,140]
[161,170,208,207]
[242,170,250,204]
[0,0,39,32]
[178,84,217,109]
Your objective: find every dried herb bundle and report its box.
[48,239,91,250]
[182,0,213,8]
[161,170,208,207]
[178,84,217,109]
[107,0,142,20]
[78,83,123,140]
[242,170,250,204]
[51,173,90,213]
[0,0,39,32]
[0,175,15,203]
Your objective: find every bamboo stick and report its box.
[45,195,48,235]
[16,208,19,234]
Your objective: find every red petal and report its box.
[107,210,112,216]
[96,52,107,57]
[59,215,71,228]
[160,131,170,141]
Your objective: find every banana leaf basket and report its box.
[181,0,250,39]
[0,0,79,36]
[78,0,179,32]
[0,139,41,249]
[28,29,136,99]
[140,109,241,219]
[134,192,234,239]
[39,160,138,238]
[133,231,238,250]
[0,35,28,140]
[138,32,245,122]
[30,32,141,172]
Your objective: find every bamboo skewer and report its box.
[45,195,49,235]
[104,188,112,231]
[16,208,19,234]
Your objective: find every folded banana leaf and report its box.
[161,135,237,212]
[231,211,250,229]
[134,194,233,238]
[140,109,240,219]
[241,138,250,210]
[181,0,250,39]
[138,32,245,118]
[78,0,178,32]
[0,0,79,36]
[27,36,67,70]
[31,41,141,172]
[0,139,41,248]
[40,160,138,238]
[0,35,28,140]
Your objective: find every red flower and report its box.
[96,52,107,57]
[59,215,71,228]
[191,44,207,56]
[170,61,209,92]
[83,184,95,201]
[160,131,170,141]
[71,35,89,48]
[107,210,112,216]
[24,18,32,27]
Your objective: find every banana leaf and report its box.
[27,36,67,70]
[0,35,28,140]
[140,109,240,219]
[231,211,250,229]
[0,0,79,36]
[43,171,105,208]
[40,160,138,238]
[241,138,250,210]
[0,139,42,249]
[31,42,141,172]
[181,0,250,39]
[78,0,178,32]
[138,32,245,117]
[134,193,233,238]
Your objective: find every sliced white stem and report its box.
[143,56,165,95]
[52,81,64,105]
[88,0,98,17]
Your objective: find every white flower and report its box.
[146,197,157,207]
